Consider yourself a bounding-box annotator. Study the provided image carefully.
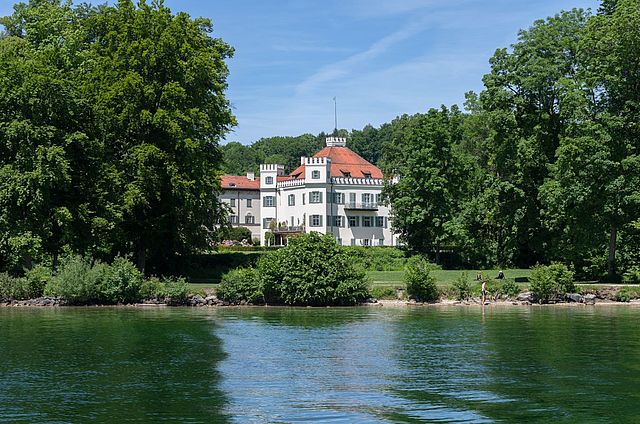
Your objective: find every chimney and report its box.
[246,171,255,181]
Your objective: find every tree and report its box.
[477,9,590,266]
[383,106,467,263]
[0,0,235,274]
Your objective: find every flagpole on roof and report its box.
[333,96,337,135]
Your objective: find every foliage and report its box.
[216,268,263,304]
[44,256,106,305]
[220,226,253,242]
[0,273,36,300]
[499,279,521,299]
[0,0,235,274]
[259,233,370,306]
[615,287,632,303]
[452,272,472,301]
[529,264,576,302]
[160,277,190,304]
[99,256,144,304]
[623,266,640,283]
[404,257,439,302]
[343,247,410,271]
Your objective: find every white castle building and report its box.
[220,137,398,246]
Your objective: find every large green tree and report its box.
[383,106,467,263]
[0,0,235,273]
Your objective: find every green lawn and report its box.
[367,268,532,287]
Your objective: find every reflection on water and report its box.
[0,308,230,423]
[2,306,640,423]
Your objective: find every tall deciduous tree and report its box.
[383,106,467,263]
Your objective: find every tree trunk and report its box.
[137,238,146,275]
[435,244,441,265]
[608,225,617,282]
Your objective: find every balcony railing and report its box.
[273,226,305,234]
[344,202,378,210]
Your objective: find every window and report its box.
[246,199,252,208]
[378,238,384,246]
[362,216,373,227]
[230,198,236,207]
[288,194,295,206]
[302,193,306,205]
[310,214,322,227]
[348,216,359,227]
[362,239,370,247]
[229,215,238,224]
[351,238,356,246]
[375,193,381,204]
[363,172,372,178]
[245,214,255,224]
[263,196,275,207]
[349,193,357,204]
[342,171,351,178]
[265,176,273,184]
[333,192,344,204]
[375,216,385,227]
[333,216,344,227]
[362,193,372,204]
[310,191,322,203]
[312,170,320,179]
[263,217,274,229]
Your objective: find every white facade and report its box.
[258,138,398,247]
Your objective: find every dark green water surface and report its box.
[1,306,639,423]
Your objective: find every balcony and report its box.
[273,226,305,234]
[344,202,378,211]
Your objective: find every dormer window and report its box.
[228,183,236,187]
[342,171,351,178]
[363,172,372,178]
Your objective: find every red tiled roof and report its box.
[220,175,260,190]
[277,176,294,182]
[290,146,383,179]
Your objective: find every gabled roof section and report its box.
[290,146,383,179]
[220,175,260,190]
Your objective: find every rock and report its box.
[566,293,584,303]
[517,292,536,303]
[584,294,597,305]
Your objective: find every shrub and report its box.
[260,233,370,306]
[24,265,51,298]
[529,263,575,303]
[160,277,190,304]
[499,279,521,299]
[100,257,143,304]
[616,288,632,303]
[217,268,263,304]
[452,272,472,301]
[404,257,439,302]
[45,256,107,304]
[140,277,165,300]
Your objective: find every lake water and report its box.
[1,305,638,423]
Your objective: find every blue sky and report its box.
[1,0,600,144]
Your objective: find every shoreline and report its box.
[3,297,640,308]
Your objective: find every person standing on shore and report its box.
[481,281,487,304]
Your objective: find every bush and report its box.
[529,263,575,303]
[161,277,190,304]
[100,257,143,304]
[217,268,263,304]
[24,265,51,298]
[260,233,370,306]
[140,277,165,300]
[404,257,439,302]
[616,287,632,303]
[44,256,107,304]
[452,272,472,301]
[499,279,521,299]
